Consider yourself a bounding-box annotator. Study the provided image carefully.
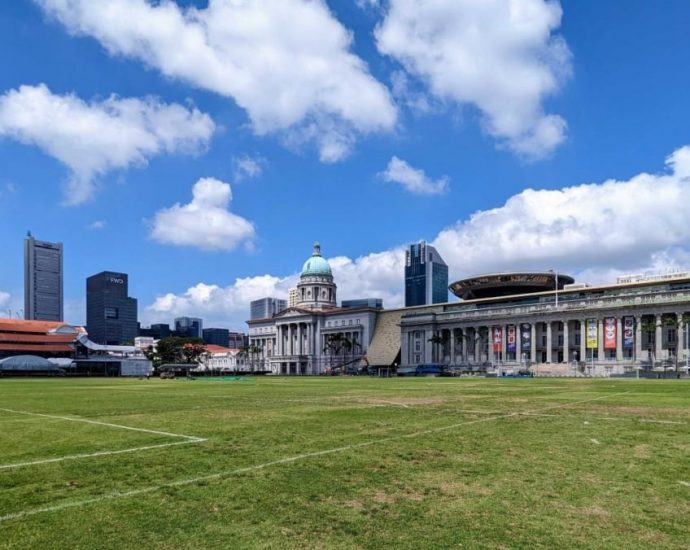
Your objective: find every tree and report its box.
[246,344,262,373]
[324,333,351,373]
[146,337,206,370]
[427,332,449,363]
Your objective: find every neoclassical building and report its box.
[248,243,380,374]
[399,272,690,375]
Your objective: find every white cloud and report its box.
[87,220,106,230]
[380,156,449,195]
[0,291,10,308]
[433,144,690,276]
[37,0,397,162]
[150,177,255,252]
[145,274,298,330]
[375,0,571,158]
[0,84,215,204]
[143,145,690,328]
[232,154,266,181]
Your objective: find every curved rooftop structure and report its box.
[449,271,575,300]
[301,242,332,278]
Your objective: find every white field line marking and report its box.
[590,438,601,445]
[518,413,685,425]
[679,481,690,487]
[0,391,631,523]
[0,408,204,442]
[0,439,204,470]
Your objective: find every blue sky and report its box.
[1,0,690,331]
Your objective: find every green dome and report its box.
[301,242,332,277]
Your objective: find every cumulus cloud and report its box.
[232,154,266,181]
[375,0,571,158]
[150,177,255,252]
[0,84,214,204]
[380,156,449,194]
[434,144,690,276]
[146,274,298,330]
[37,0,397,162]
[144,145,690,328]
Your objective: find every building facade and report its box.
[203,328,229,347]
[175,317,203,338]
[400,272,690,376]
[342,298,384,309]
[86,271,138,345]
[248,243,380,375]
[250,297,287,320]
[24,232,63,321]
[405,241,448,307]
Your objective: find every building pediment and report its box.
[274,307,316,320]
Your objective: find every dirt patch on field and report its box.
[634,444,652,459]
[345,500,364,510]
[373,491,395,504]
[356,396,446,407]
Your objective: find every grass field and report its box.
[0,377,688,549]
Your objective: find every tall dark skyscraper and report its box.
[405,241,449,307]
[175,317,203,338]
[24,232,63,321]
[86,271,138,345]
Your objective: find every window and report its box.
[105,307,118,319]
[349,319,353,325]
[356,319,360,325]
[415,341,421,352]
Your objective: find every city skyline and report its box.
[1,2,690,332]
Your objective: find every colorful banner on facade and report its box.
[506,325,516,353]
[604,317,616,349]
[520,323,531,352]
[492,327,502,353]
[623,316,634,349]
[586,319,598,349]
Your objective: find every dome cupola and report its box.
[301,241,333,278]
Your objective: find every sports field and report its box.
[0,377,688,549]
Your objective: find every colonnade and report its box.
[408,310,690,366]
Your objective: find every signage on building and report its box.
[506,325,516,353]
[586,319,598,349]
[604,317,617,349]
[520,323,531,351]
[108,277,124,284]
[492,326,502,353]
[623,316,634,349]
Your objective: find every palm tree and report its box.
[246,344,262,373]
[427,331,449,364]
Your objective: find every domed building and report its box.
[296,242,337,309]
[247,242,383,375]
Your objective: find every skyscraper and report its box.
[405,241,449,307]
[175,317,203,338]
[24,232,63,321]
[86,271,138,345]
[250,297,287,320]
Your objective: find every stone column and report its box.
[678,312,687,361]
[655,314,663,361]
[401,330,409,366]
[530,323,537,363]
[546,322,553,364]
[598,318,605,362]
[449,329,455,363]
[616,317,623,362]
[563,321,569,363]
[424,329,434,363]
[635,316,643,362]
[580,320,587,365]
[501,325,507,363]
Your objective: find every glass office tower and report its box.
[404,241,449,307]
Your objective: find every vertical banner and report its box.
[492,327,502,353]
[623,316,634,349]
[604,317,617,349]
[506,325,516,353]
[586,319,598,349]
[520,323,531,352]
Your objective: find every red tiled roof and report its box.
[205,344,233,353]
[0,318,85,334]
[0,333,77,344]
[0,343,74,352]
